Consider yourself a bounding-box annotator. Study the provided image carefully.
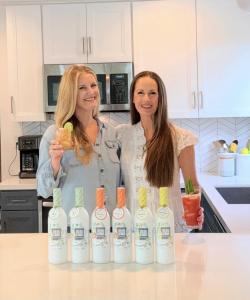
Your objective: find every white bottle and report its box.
[156,187,175,264]
[48,188,67,264]
[91,187,110,263]
[69,187,89,263]
[134,187,154,264]
[112,187,132,263]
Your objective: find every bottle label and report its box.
[95,208,108,220]
[113,222,131,249]
[116,226,127,239]
[112,208,125,220]
[139,227,148,240]
[71,225,88,250]
[135,223,153,248]
[74,228,84,240]
[48,222,67,249]
[135,208,148,220]
[51,228,62,240]
[157,207,169,219]
[96,227,105,239]
[92,222,109,249]
[156,222,174,246]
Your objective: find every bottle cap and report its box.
[96,187,105,208]
[117,187,126,208]
[75,187,83,207]
[53,188,62,208]
[159,187,168,207]
[138,187,147,208]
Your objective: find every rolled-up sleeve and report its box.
[36,125,65,198]
[173,125,198,157]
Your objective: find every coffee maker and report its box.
[18,135,42,178]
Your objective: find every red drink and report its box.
[182,193,201,228]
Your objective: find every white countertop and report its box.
[198,173,250,233]
[0,233,250,300]
[0,177,36,189]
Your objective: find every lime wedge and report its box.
[63,122,73,132]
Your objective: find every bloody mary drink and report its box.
[182,193,201,228]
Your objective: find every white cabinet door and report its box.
[6,5,45,122]
[87,2,132,63]
[42,4,87,64]
[42,2,132,64]
[197,0,250,117]
[133,0,197,118]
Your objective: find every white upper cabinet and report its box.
[133,0,198,118]
[133,0,250,118]
[42,2,132,64]
[42,4,86,64]
[6,5,45,122]
[197,0,250,117]
[86,3,132,63]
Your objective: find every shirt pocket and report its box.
[105,140,120,164]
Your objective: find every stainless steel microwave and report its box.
[44,63,133,112]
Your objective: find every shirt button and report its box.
[96,143,99,146]
[98,154,102,158]
[100,169,104,173]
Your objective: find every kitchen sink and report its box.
[216,187,250,204]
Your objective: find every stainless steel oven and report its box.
[44,63,133,112]
[38,196,53,232]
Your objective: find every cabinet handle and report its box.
[10,96,14,113]
[199,91,204,109]
[82,37,86,54]
[88,37,92,54]
[42,201,53,208]
[3,221,7,233]
[11,199,27,203]
[192,91,196,109]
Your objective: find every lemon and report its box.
[63,122,73,132]
[240,147,249,154]
[229,142,238,153]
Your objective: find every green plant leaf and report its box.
[185,179,195,194]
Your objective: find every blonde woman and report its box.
[117,71,204,232]
[37,65,120,215]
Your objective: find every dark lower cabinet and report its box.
[199,193,229,233]
[0,190,38,233]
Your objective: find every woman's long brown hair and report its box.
[130,71,174,187]
[55,64,99,164]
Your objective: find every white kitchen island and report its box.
[0,233,250,300]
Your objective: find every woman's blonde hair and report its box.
[55,64,100,164]
[130,71,174,187]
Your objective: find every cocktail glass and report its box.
[56,128,73,150]
[182,192,201,230]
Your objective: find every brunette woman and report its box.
[117,71,203,232]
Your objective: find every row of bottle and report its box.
[48,186,175,265]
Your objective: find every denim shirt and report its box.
[36,120,120,216]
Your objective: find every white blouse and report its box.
[116,122,198,232]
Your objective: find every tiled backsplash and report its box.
[21,114,250,174]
